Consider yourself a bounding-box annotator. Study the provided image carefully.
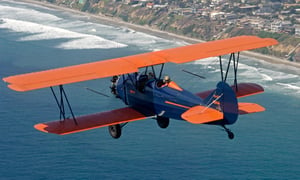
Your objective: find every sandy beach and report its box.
[17,0,300,72]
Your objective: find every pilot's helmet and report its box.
[163,75,171,83]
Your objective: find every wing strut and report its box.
[219,52,240,91]
[50,85,78,125]
[233,52,240,92]
[157,63,165,80]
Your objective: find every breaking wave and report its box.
[0,18,127,49]
[0,1,182,51]
[277,83,300,90]
[0,4,61,23]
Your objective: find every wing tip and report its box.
[34,123,50,133]
[7,84,26,92]
[3,76,27,92]
[263,37,279,46]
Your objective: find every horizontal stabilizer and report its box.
[181,105,223,124]
[34,107,146,135]
[238,102,265,115]
[196,83,264,99]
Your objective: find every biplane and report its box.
[3,36,278,140]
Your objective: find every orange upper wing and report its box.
[3,36,278,92]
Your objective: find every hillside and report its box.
[40,0,300,62]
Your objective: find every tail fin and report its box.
[204,81,238,125]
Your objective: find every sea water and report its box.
[0,1,299,179]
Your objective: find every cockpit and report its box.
[156,75,182,91]
[136,71,183,92]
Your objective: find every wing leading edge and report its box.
[3,36,278,92]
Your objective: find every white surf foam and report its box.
[0,18,127,49]
[0,1,183,51]
[0,4,61,23]
[260,73,273,81]
[103,26,179,51]
[277,83,300,90]
[275,82,300,96]
[193,57,219,65]
[257,68,299,80]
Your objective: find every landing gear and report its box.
[156,116,169,129]
[222,125,234,140]
[108,124,122,139]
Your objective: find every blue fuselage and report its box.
[116,73,204,120]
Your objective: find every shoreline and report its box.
[17,0,300,72]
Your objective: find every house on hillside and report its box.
[271,20,295,34]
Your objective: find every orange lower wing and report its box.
[34,107,147,135]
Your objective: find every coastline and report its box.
[17,0,300,72]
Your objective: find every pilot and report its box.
[161,75,171,87]
[148,72,154,79]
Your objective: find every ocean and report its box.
[0,0,299,179]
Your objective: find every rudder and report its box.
[204,81,238,125]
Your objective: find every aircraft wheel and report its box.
[222,125,234,140]
[108,124,122,139]
[156,116,169,129]
[228,131,234,140]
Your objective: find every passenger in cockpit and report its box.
[157,75,171,88]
